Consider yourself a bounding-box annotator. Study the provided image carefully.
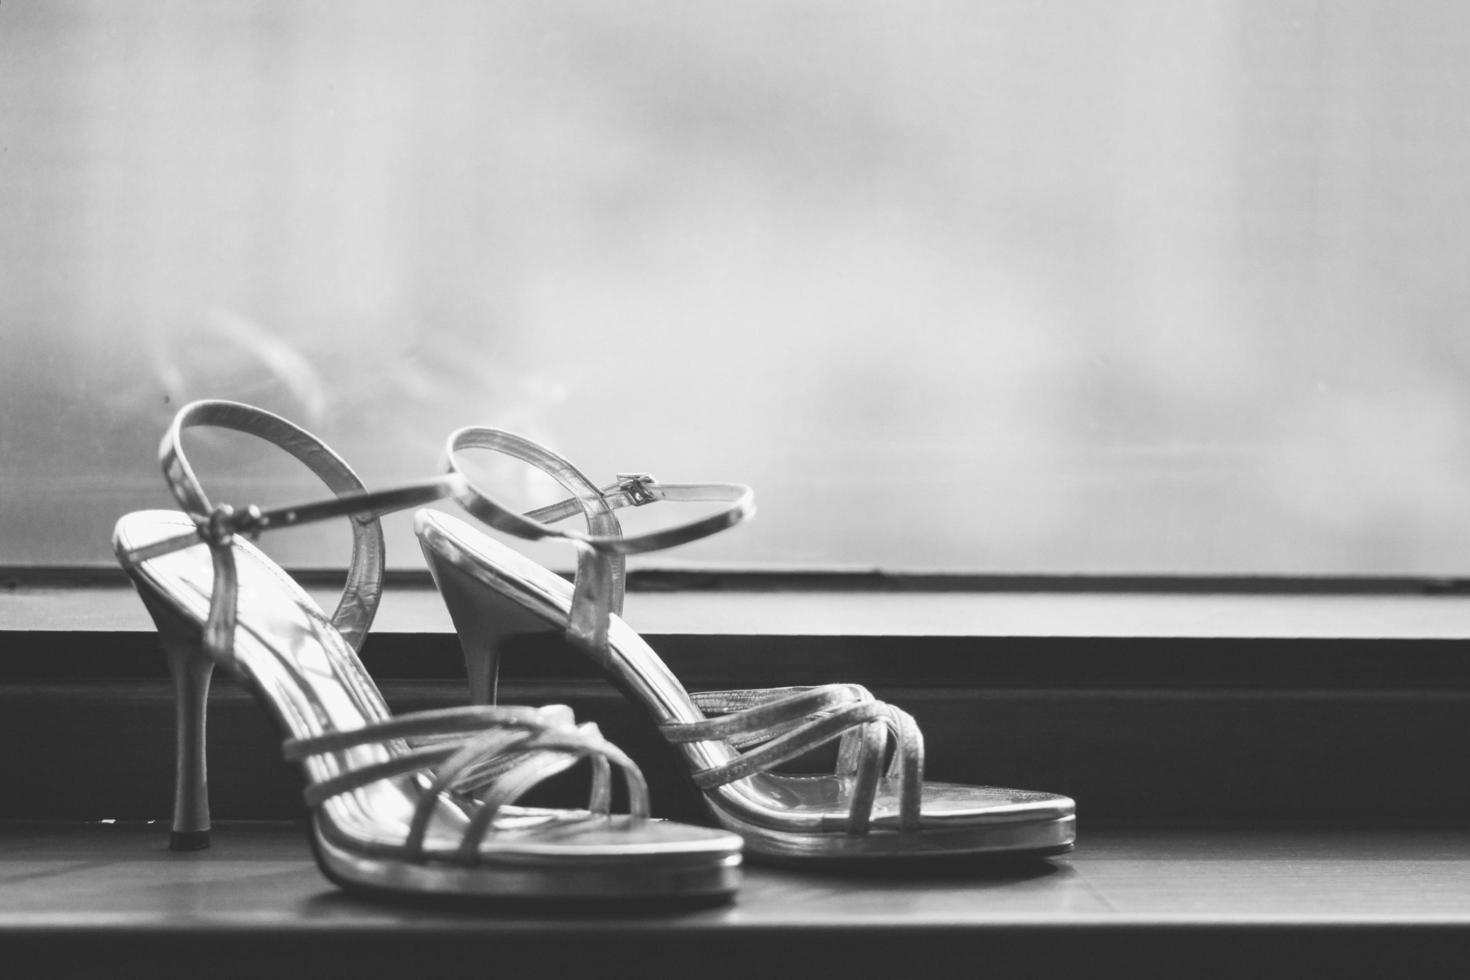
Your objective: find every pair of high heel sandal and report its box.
[114,400,1075,905]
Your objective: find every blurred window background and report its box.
[3,1,1470,575]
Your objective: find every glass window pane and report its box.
[4,1,1469,574]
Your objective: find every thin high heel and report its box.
[418,427,1077,863]
[428,545,556,706]
[150,587,215,851]
[116,400,742,901]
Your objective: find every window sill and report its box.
[4,821,1468,979]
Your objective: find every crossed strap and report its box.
[282,705,650,863]
[442,427,754,659]
[662,684,925,834]
[118,400,462,667]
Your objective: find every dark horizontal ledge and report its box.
[8,563,1470,594]
[5,582,1470,823]
[6,678,1467,824]
[9,632,1470,692]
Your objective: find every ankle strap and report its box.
[443,427,754,655]
[122,400,460,665]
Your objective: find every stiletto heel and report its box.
[419,427,1077,863]
[115,400,741,902]
[143,584,215,851]
[422,544,557,706]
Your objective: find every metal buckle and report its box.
[615,473,658,506]
[200,503,267,545]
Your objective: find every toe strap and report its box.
[674,684,875,748]
[283,705,651,863]
[450,723,647,863]
[667,684,925,834]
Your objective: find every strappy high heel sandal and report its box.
[113,401,741,901]
[416,428,1077,862]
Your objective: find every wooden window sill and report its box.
[2,821,1467,978]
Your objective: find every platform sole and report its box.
[312,821,742,905]
[713,809,1077,863]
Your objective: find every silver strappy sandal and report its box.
[416,427,1077,863]
[114,401,741,901]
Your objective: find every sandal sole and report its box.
[312,818,743,903]
[711,809,1076,862]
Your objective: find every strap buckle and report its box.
[199,503,267,546]
[614,473,658,506]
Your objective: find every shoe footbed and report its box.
[115,510,741,868]
[415,508,1077,842]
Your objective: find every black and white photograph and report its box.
[2,2,1469,976]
